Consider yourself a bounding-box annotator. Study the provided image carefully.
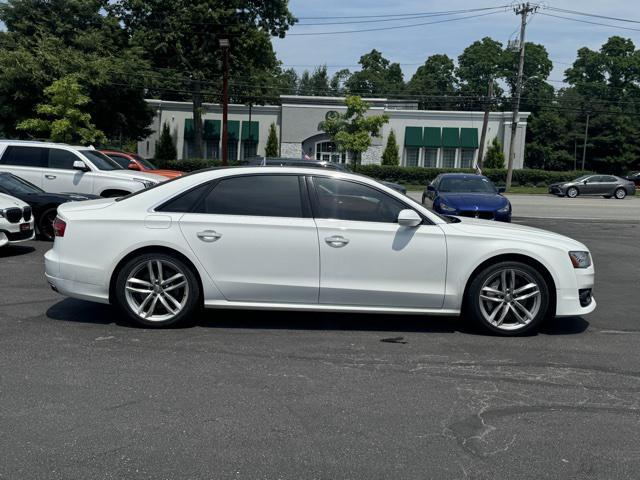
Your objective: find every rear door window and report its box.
[48,149,80,170]
[0,146,47,167]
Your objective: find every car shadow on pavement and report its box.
[46,298,589,336]
[0,245,35,258]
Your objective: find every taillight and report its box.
[53,217,66,237]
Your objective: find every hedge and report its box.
[154,158,591,187]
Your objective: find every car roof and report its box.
[0,140,93,150]
[438,173,488,179]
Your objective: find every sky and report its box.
[273,0,640,88]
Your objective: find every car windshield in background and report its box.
[439,177,497,193]
[79,150,123,171]
[137,158,157,169]
[0,173,44,195]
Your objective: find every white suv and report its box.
[0,192,35,247]
[0,141,165,197]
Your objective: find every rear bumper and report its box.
[44,249,110,304]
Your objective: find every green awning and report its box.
[184,118,194,139]
[203,119,220,140]
[404,126,423,147]
[241,121,259,142]
[442,127,460,148]
[423,127,441,147]
[227,120,240,141]
[460,128,479,148]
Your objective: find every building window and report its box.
[205,140,219,160]
[460,149,475,169]
[424,148,438,168]
[442,148,456,169]
[316,141,346,163]
[183,140,197,160]
[242,141,258,160]
[227,141,238,162]
[405,147,419,167]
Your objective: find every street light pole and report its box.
[219,37,230,166]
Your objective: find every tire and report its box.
[38,206,58,241]
[566,187,579,198]
[614,188,627,199]
[466,261,550,336]
[114,252,201,327]
[603,195,612,199]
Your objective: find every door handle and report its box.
[325,235,349,248]
[45,175,57,179]
[197,230,222,242]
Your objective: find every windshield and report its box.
[137,157,157,169]
[0,173,44,195]
[438,176,497,193]
[79,150,124,171]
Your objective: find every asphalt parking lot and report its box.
[1,214,639,479]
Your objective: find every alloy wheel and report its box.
[478,268,541,331]
[567,187,578,198]
[124,259,189,322]
[615,188,626,199]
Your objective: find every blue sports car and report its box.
[422,173,512,222]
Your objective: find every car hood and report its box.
[447,216,588,251]
[0,192,29,209]
[106,170,166,183]
[438,192,508,210]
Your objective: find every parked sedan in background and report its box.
[0,172,98,240]
[101,150,184,179]
[422,174,511,222]
[549,175,635,199]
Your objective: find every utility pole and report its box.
[219,37,230,166]
[506,2,538,190]
[478,79,494,169]
[581,112,590,171]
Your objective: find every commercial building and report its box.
[139,96,529,168]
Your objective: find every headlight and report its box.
[135,178,156,189]
[569,251,591,268]
[497,204,511,213]
[439,202,457,212]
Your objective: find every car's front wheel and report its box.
[114,253,200,327]
[466,261,550,336]
[566,187,579,198]
[614,187,627,199]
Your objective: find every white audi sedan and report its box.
[44,167,595,335]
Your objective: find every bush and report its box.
[484,137,505,169]
[155,122,177,161]
[381,129,399,166]
[153,158,243,171]
[355,165,593,187]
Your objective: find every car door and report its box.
[581,176,602,195]
[0,145,47,187]
[599,176,619,195]
[309,176,447,309]
[178,174,320,304]
[42,148,94,194]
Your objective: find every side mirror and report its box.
[128,162,141,171]
[397,209,422,227]
[426,185,435,192]
[73,160,89,172]
[583,179,588,184]
[498,186,506,193]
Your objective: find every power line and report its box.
[287,10,505,36]
[294,6,509,20]
[546,6,640,25]
[539,12,640,33]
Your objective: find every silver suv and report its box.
[0,141,165,197]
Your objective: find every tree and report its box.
[113,0,296,158]
[381,129,399,165]
[407,54,457,109]
[457,37,504,110]
[319,96,389,166]
[0,0,153,143]
[484,137,505,169]
[17,76,106,144]
[330,69,351,96]
[265,122,279,157]
[155,122,177,161]
[345,49,404,96]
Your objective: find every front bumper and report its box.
[548,185,565,195]
[555,265,596,317]
[0,220,35,247]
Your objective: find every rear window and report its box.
[0,146,47,167]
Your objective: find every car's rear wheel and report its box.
[566,187,579,198]
[38,207,58,241]
[614,187,627,199]
[466,261,549,336]
[114,253,200,327]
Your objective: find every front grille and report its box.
[3,229,33,241]
[3,207,22,223]
[549,186,563,194]
[459,210,494,220]
[23,206,32,222]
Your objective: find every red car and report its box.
[100,150,184,179]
